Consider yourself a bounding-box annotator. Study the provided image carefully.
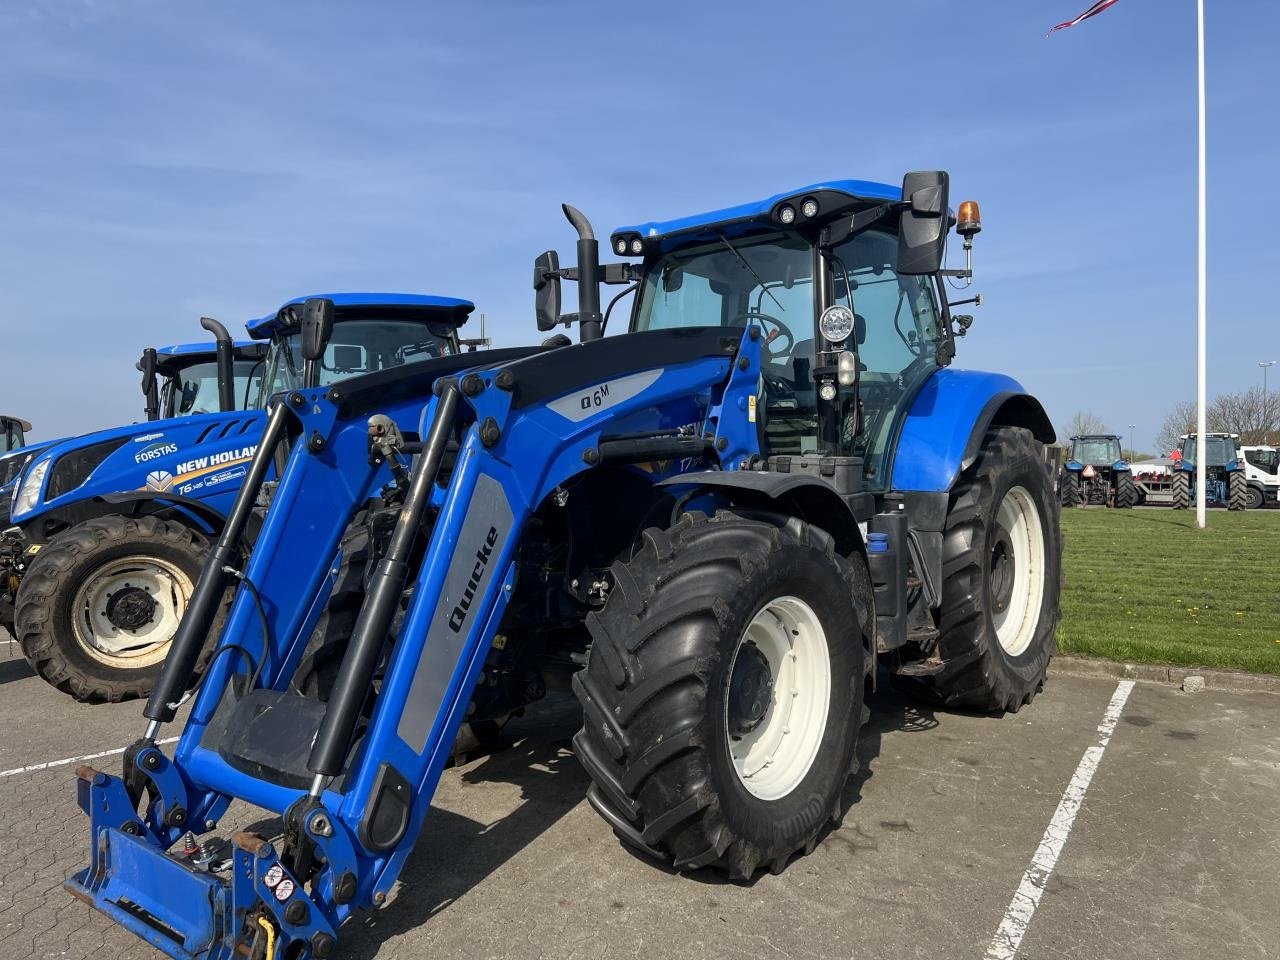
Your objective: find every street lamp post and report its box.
[1261,361,1276,444]
[1128,423,1136,459]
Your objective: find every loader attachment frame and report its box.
[68,324,762,960]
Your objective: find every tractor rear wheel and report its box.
[1171,472,1190,509]
[574,510,871,879]
[15,515,225,703]
[1244,484,1265,510]
[1228,472,1248,511]
[1114,472,1137,509]
[897,427,1061,713]
[1058,471,1080,508]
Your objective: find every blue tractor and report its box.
[5,295,474,701]
[68,173,1061,959]
[141,332,268,422]
[1171,432,1247,510]
[1,326,261,622]
[1058,434,1136,507]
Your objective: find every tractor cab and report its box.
[1177,432,1242,470]
[606,176,967,492]
[143,341,268,420]
[1,415,31,453]
[248,293,471,401]
[1067,435,1125,468]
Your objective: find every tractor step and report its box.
[895,658,945,677]
[907,624,940,651]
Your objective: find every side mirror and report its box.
[139,347,160,421]
[301,297,335,388]
[534,250,561,332]
[139,348,157,392]
[897,170,950,276]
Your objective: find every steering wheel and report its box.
[735,310,797,361]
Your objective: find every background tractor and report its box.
[6,294,474,701]
[1058,434,1135,508]
[68,172,1063,960]
[1171,432,1247,510]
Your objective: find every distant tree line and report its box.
[1155,386,1278,452]
[1062,388,1278,461]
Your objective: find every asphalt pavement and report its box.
[0,635,1276,960]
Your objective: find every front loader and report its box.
[69,174,1061,960]
[7,295,474,699]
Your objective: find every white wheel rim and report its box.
[725,596,831,801]
[70,556,193,668]
[990,486,1047,657]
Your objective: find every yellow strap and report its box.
[256,915,277,960]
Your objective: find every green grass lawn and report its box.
[1057,508,1280,675]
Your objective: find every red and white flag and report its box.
[1048,0,1122,35]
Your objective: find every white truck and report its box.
[1241,445,1279,508]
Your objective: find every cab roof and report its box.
[612,179,902,246]
[246,293,475,339]
[155,341,258,360]
[1,415,32,432]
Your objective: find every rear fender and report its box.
[891,370,1055,493]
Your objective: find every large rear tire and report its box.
[1228,472,1248,511]
[1058,471,1080,508]
[573,511,871,879]
[15,515,224,703]
[1114,472,1137,509]
[898,427,1061,713]
[1171,472,1190,509]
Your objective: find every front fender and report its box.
[890,369,1055,493]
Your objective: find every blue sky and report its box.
[1,0,1276,453]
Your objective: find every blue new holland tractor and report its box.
[1,326,257,628]
[5,295,474,700]
[68,172,1061,960]
[1058,434,1136,507]
[1171,432,1247,510]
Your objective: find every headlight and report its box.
[819,304,856,344]
[13,459,49,517]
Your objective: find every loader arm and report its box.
[69,325,761,960]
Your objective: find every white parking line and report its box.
[0,736,180,779]
[983,679,1135,960]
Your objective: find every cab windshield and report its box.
[1180,436,1237,467]
[162,359,264,418]
[1072,438,1122,465]
[1,421,24,453]
[631,228,942,489]
[259,318,459,403]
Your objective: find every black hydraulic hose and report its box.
[143,400,291,724]
[200,316,237,413]
[306,383,461,780]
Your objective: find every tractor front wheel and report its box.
[574,510,871,879]
[898,427,1062,713]
[15,515,223,702]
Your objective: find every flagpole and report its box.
[1195,0,1207,528]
